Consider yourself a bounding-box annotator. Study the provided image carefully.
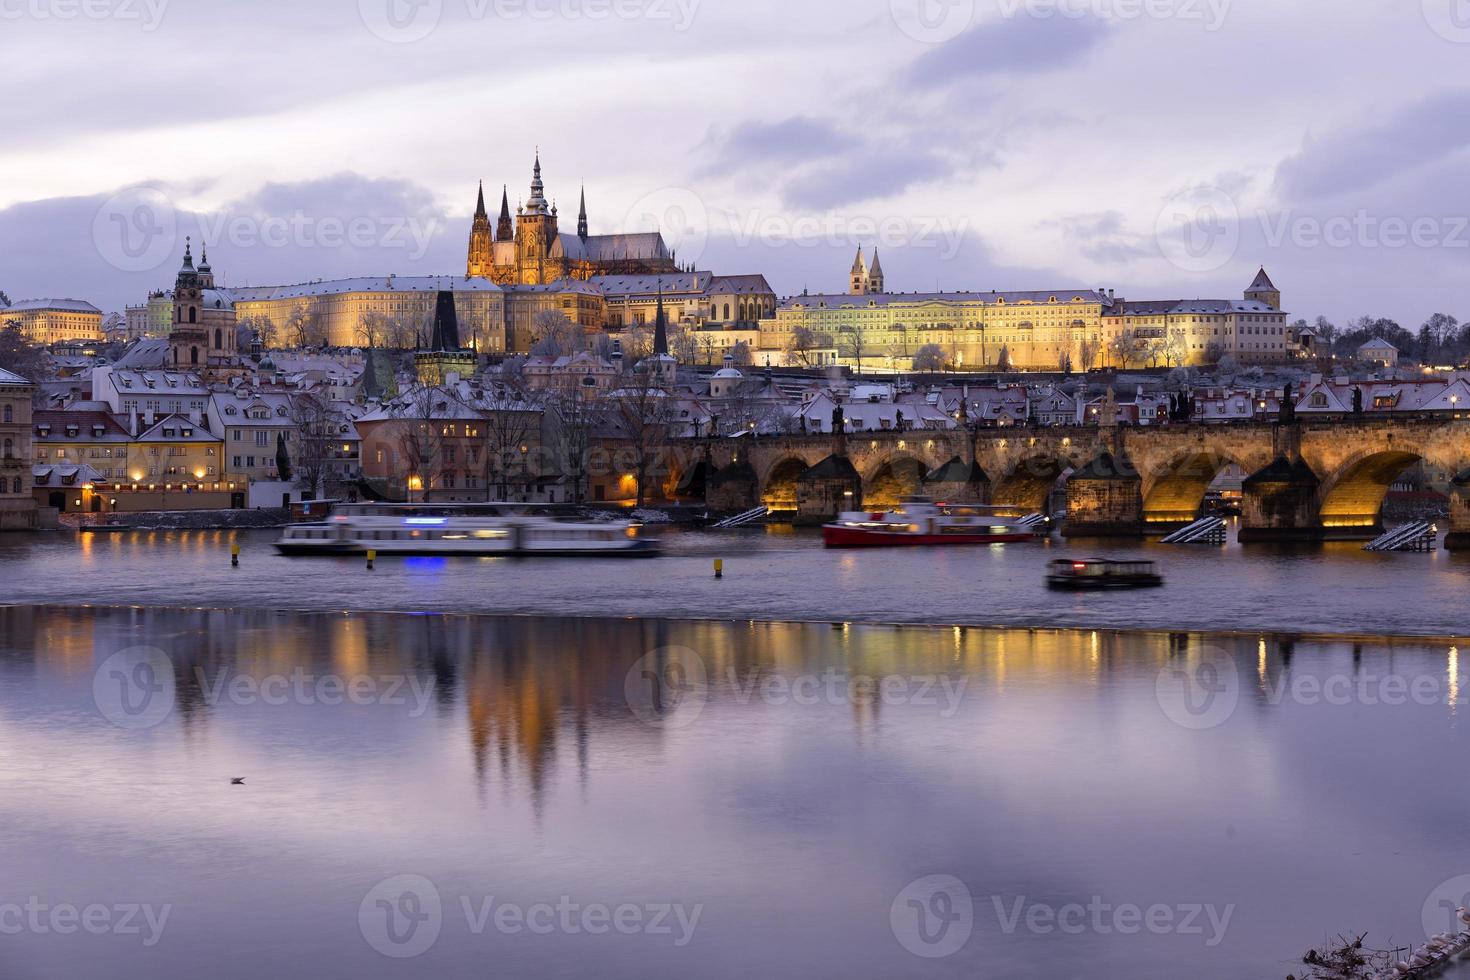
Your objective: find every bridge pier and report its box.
[1239,457,1322,543]
[1445,469,1470,551]
[705,453,760,513]
[795,455,862,527]
[924,458,991,504]
[1062,451,1144,537]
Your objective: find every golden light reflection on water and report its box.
[2,606,1467,819]
[1450,646,1460,714]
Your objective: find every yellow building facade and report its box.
[1,299,104,345]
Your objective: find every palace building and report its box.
[466,153,679,286]
[755,251,1290,370]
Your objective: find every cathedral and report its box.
[466,153,680,286]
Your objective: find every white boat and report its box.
[823,497,1038,548]
[274,503,660,558]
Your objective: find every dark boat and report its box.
[1046,558,1164,590]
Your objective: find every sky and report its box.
[1,0,1468,327]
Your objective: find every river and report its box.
[0,523,1467,636]
[1,530,1468,978]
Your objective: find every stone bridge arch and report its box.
[1139,449,1252,526]
[1300,421,1463,534]
[862,455,932,509]
[1315,448,1426,531]
[762,455,816,511]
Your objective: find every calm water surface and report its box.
[2,606,1470,979]
[0,524,1468,635]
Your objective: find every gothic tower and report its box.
[515,152,558,285]
[466,181,493,278]
[867,249,885,294]
[496,185,513,241]
[849,245,869,296]
[577,186,588,240]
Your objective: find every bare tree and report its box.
[357,311,388,350]
[912,344,946,372]
[480,383,542,501]
[394,385,458,501]
[530,310,585,357]
[283,303,326,349]
[287,391,344,499]
[1077,337,1100,372]
[239,314,278,349]
[839,325,867,375]
[784,326,831,368]
[729,341,753,367]
[613,364,675,507]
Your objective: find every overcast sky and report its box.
[2,0,1467,326]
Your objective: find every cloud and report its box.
[700,118,861,177]
[1274,90,1470,201]
[780,148,953,210]
[907,14,1112,87]
[0,173,467,314]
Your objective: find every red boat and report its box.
[822,497,1040,548]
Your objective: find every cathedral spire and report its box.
[474,180,487,218]
[497,185,513,241]
[179,236,195,272]
[525,150,548,216]
[577,185,588,240]
[654,279,668,356]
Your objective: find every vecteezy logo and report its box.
[1423,875,1470,938]
[92,646,176,730]
[1424,0,1470,43]
[358,0,443,43]
[1154,187,1240,274]
[1155,646,1240,731]
[92,187,177,273]
[619,187,710,270]
[890,874,974,958]
[359,874,443,958]
[624,646,709,729]
[890,0,976,43]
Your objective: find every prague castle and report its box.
[756,249,1290,370]
[466,153,679,286]
[156,154,1291,370]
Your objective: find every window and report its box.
[255,431,269,447]
[2,438,10,458]
[2,405,10,423]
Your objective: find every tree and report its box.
[996,345,1014,372]
[729,341,753,367]
[912,344,946,372]
[287,392,343,498]
[1312,315,1338,349]
[0,322,49,385]
[283,303,326,349]
[1203,341,1225,366]
[1108,328,1139,368]
[480,383,542,501]
[613,364,675,507]
[1418,313,1459,365]
[839,325,867,375]
[1058,350,1074,376]
[530,310,585,358]
[356,311,389,350]
[1077,337,1100,372]
[670,326,700,365]
[274,432,293,483]
[0,290,9,307]
[394,385,456,501]
[784,326,831,368]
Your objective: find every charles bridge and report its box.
[690,418,1470,547]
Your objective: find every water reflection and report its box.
[0,606,1466,980]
